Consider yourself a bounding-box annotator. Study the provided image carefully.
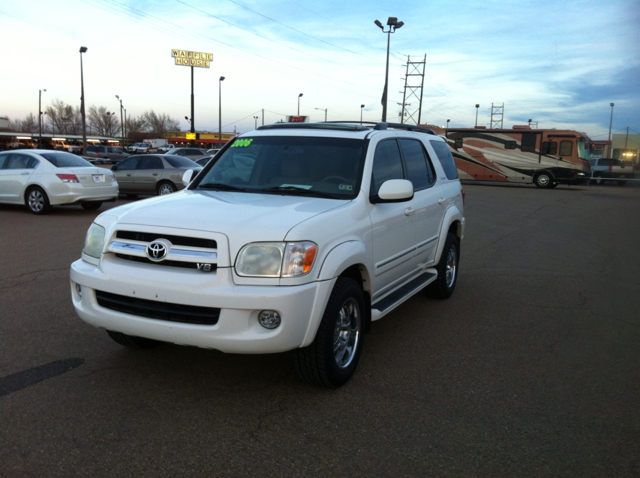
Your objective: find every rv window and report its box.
[521,134,537,152]
[454,138,463,148]
[541,142,558,155]
[505,141,516,150]
[559,141,573,156]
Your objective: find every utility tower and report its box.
[400,54,426,125]
[490,103,504,129]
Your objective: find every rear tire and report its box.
[426,233,460,300]
[157,182,176,195]
[81,201,102,211]
[294,277,365,388]
[106,330,159,349]
[25,186,52,215]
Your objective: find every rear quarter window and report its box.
[429,140,458,180]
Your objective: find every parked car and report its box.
[589,157,635,186]
[194,156,216,167]
[126,143,145,153]
[111,154,201,197]
[0,150,118,214]
[70,121,465,387]
[85,145,130,164]
[207,148,221,155]
[156,144,176,154]
[166,147,208,160]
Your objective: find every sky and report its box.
[1,0,638,140]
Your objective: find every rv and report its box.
[426,125,592,188]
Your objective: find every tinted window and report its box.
[187,149,205,156]
[40,152,93,168]
[165,156,199,168]
[0,154,8,168]
[559,141,573,156]
[542,141,558,155]
[372,140,404,194]
[521,133,537,152]
[430,140,459,180]
[117,157,139,170]
[137,157,164,170]
[6,153,33,169]
[399,139,432,190]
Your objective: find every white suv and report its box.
[70,122,465,387]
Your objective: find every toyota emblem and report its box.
[146,240,170,262]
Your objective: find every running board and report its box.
[371,270,437,321]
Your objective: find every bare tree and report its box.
[88,105,120,136]
[7,114,38,133]
[46,99,82,135]
[125,115,148,134]
[143,110,180,135]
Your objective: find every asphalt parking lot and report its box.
[1,182,639,477]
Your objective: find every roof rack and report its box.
[323,121,437,135]
[257,122,369,132]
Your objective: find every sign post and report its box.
[171,49,213,146]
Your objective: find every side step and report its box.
[371,270,437,321]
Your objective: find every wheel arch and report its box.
[433,207,464,265]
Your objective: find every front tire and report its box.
[294,277,365,388]
[26,186,52,215]
[157,181,176,195]
[534,172,553,189]
[106,330,159,349]
[426,232,460,300]
[593,173,604,185]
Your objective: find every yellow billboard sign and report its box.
[186,133,196,140]
[171,49,213,68]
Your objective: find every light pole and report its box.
[38,89,46,148]
[528,118,532,128]
[607,102,615,158]
[116,95,124,149]
[446,119,450,137]
[314,108,327,121]
[219,76,225,147]
[298,93,303,115]
[475,104,480,127]
[374,17,404,122]
[253,116,259,129]
[360,104,365,124]
[79,46,88,155]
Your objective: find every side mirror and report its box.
[372,179,414,203]
[182,169,194,187]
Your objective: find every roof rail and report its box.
[257,122,368,132]
[323,121,437,135]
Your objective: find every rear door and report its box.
[0,153,37,203]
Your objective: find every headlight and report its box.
[236,241,317,278]
[83,223,106,259]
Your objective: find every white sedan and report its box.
[0,150,118,214]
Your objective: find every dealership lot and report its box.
[1,183,639,476]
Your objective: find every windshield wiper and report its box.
[261,185,338,199]
[198,182,247,192]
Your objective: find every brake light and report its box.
[56,174,79,183]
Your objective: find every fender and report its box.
[317,240,370,283]
[433,206,464,264]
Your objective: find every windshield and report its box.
[577,139,590,161]
[40,152,93,168]
[194,136,366,199]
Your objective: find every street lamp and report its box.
[374,17,404,122]
[475,104,480,127]
[298,93,303,116]
[607,102,615,158]
[79,46,88,155]
[360,104,365,124]
[314,108,327,122]
[446,119,450,137]
[38,89,46,148]
[219,76,225,147]
[253,116,259,129]
[528,118,532,128]
[116,95,125,150]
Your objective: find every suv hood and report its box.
[112,189,348,247]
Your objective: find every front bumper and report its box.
[70,258,335,353]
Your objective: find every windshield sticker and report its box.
[338,184,353,191]
[231,139,253,148]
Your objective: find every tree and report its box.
[7,114,39,133]
[46,99,81,135]
[142,110,180,135]
[88,105,120,136]
[126,115,148,134]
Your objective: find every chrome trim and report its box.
[108,241,217,263]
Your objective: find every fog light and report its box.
[75,283,83,298]
[258,310,281,329]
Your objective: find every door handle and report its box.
[152,173,158,176]
[438,197,446,205]
[404,207,414,216]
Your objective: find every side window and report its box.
[399,139,432,190]
[371,140,404,194]
[137,157,164,170]
[521,133,537,152]
[6,153,33,169]
[430,140,459,180]
[117,158,138,170]
[559,141,573,156]
[505,141,517,150]
[541,141,558,155]
[0,154,8,168]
